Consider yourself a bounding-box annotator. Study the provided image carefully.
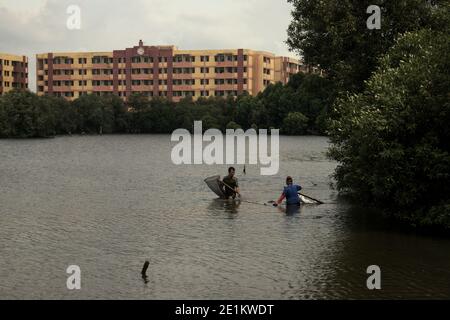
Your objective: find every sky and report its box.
[0,0,298,92]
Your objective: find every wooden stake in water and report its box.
[141,260,150,278]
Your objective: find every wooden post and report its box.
[141,260,150,277]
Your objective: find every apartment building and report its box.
[36,40,302,102]
[275,56,308,85]
[0,53,28,95]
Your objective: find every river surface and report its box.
[0,135,449,299]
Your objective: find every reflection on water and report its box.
[0,135,449,299]
[275,204,302,216]
[208,199,242,216]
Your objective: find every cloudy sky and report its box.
[0,0,297,92]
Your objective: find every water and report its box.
[0,135,449,299]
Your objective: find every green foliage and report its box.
[226,121,242,130]
[0,90,64,138]
[0,71,335,138]
[283,112,309,135]
[328,29,450,228]
[287,0,447,92]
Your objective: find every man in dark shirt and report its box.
[222,167,240,199]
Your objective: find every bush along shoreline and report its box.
[0,73,335,139]
[286,0,449,230]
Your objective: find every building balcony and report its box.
[52,86,73,92]
[213,72,238,79]
[172,85,194,91]
[92,75,113,80]
[131,85,154,91]
[130,74,153,80]
[173,62,194,68]
[215,61,238,67]
[53,75,76,81]
[131,62,154,68]
[173,73,193,79]
[90,63,112,69]
[52,64,75,70]
[214,84,238,91]
[92,86,113,92]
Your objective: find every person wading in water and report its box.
[221,167,241,199]
[274,176,302,206]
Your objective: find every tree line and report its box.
[0,72,335,138]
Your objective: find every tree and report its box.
[288,73,336,133]
[235,95,257,130]
[287,0,446,92]
[0,90,58,138]
[328,29,450,229]
[226,121,242,130]
[201,114,220,131]
[109,95,130,133]
[257,82,297,129]
[72,94,113,134]
[282,112,309,135]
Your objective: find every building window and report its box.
[173,79,194,85]
[132,56,153,63]
[173,68,195,74]
[174,55,194,63]
[92,56,112,64]
[201,90,209,97]
[173,91,194,97]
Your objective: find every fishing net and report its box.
[204,175,226,198]
[299,194,320,204]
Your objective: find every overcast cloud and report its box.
[0,0,297,92]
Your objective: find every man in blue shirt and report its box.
[274,176,302,206]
